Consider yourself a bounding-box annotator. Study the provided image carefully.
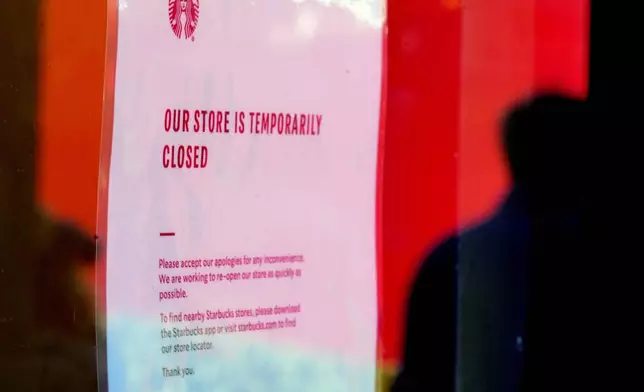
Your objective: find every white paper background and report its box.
[105,1,383,390]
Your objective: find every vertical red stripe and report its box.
[459,0,536,226]
[382,1,461,362]
[534,0,589,98]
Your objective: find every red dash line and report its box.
[160,232,175,237]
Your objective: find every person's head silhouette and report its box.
[502,94,594,218]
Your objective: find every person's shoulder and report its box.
[413,214,508,284]
[427,235,459,264]
[413,235,459,285]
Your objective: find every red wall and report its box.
[381,0,588,362]
[381,0,461,362]
[38,0,106,232]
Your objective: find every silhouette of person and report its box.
[390,94,594,392]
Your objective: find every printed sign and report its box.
[102,1,384,391]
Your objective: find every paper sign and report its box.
[101,1,384,391]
